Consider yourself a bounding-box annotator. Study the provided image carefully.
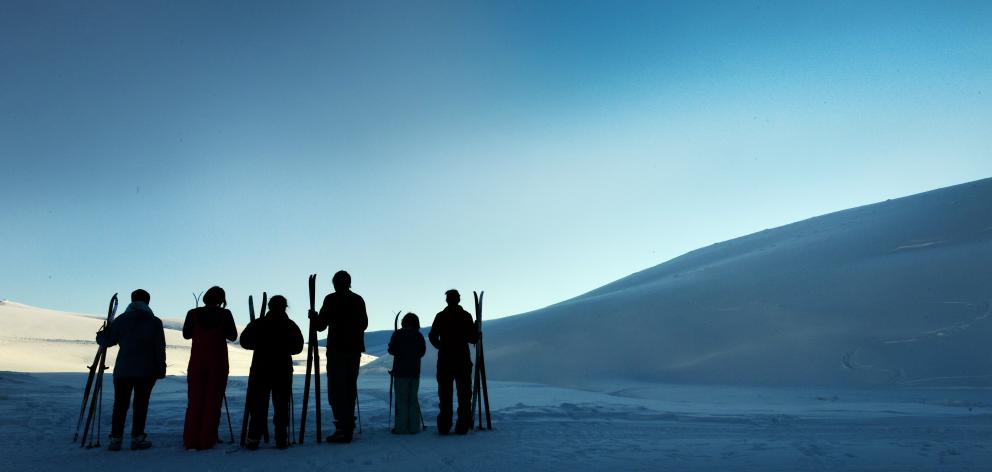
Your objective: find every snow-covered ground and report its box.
[0,371,989,471]
[1,299,991,470]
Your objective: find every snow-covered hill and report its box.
[0,301,259,375]
[407,178,992,388]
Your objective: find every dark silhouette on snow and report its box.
[388,312,427,434]
[429,290,479,435]
[182,286,238,450]
[310,270,368,443]
[240,295,305,450]
[96,289,166,451]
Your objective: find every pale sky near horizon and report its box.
[2,1,990,331]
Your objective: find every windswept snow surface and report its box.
[0,371,989,471]
[454,178,992,388]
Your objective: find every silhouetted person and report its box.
[239,295,304,450]
[309,270,368,443]
[429,289,478,435]
[96,289,166,451]
[388,312,426,434]
[183,285,237,450]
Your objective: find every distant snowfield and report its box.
[0,301,375,376]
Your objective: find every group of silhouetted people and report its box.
[94,270,481,451]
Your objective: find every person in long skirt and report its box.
[183,285,237,450]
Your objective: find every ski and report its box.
[239,295,256,447]
[300,274,321,443]
[471,291,492,431]
[389,310,401,430]
[78,293,119,447]
[259,292,269,444]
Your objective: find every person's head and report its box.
[332,270,351,292]
[202,286,227,308]
[131,289,151,305]
[401,312,420,330]
[268,295,288,313]
[445,289,460,306]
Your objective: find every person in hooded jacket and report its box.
[182,285,238,450]
[96,289,166,451]
[428,289,479,435]
[239,295,304,450]
[388,312,426,434]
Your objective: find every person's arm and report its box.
[288,320,305,355]
[182,310,195,340]
[312,295,331,332]
[465,311,479,344]
[417,332,427,358]
[239,320,258,350]
[224,309,238,342]
[156,319,167,379]
[96,318,121,347]
[358,296,368,332]
[387,332,397,356]
[428,314,441,350]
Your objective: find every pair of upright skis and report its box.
[73,293,119,448]
[471,291,493,431]
[299,274,322,443]
[238,292,271,447]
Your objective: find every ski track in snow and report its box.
[1,371,990,471]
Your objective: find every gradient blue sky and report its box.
[2,1,990,330]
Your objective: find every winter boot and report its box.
[130,434,152,450]
[245,438,260,451]
[326,430,352,444]
[107,436,123,451]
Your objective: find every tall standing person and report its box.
[183,286,238,450]
[96,289,166,451]
[429,289,478,435]
[310,270,368,443]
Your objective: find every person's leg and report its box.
[111,378,135,439]
[436,364,454,434]
[394,377,410,433]
[454,363,473,434]
[346,352,360,432]
[327,352,354,434]
[407,376,422,434]
[183,369,205,449]
[130,378,156,437]
[198,369,227,449]
[271,370,291,448]
[247,373,271,444]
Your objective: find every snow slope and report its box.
[386,178,992,389]
[0,300,257,375]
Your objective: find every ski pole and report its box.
[94,378,103,448]
[289,382,296,444]
[224,394,234,443]
[355,394,362,435]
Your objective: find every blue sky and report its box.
[1,1,990,330]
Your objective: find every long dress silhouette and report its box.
[183,286,237,450]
